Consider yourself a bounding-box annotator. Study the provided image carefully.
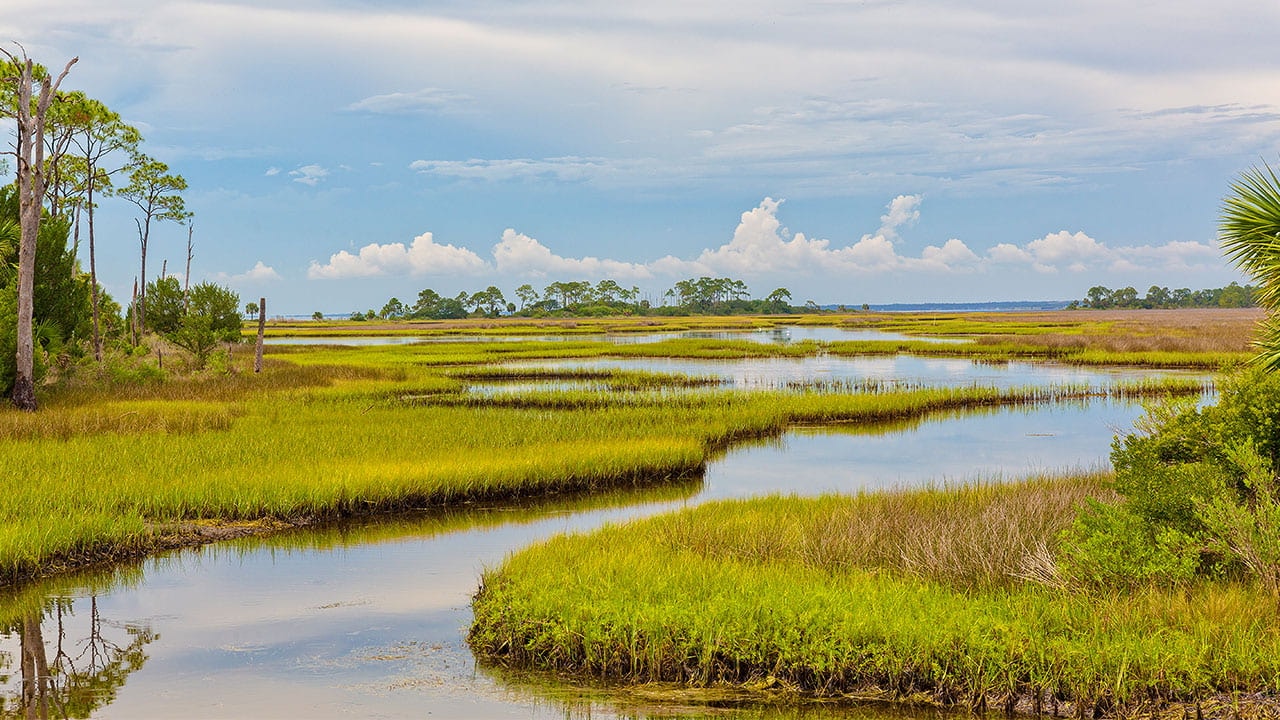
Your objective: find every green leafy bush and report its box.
[0,287,51,395]
[1061,369,1280,593]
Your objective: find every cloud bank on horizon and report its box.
[299,195,1223,301]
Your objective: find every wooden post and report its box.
[254,297,266,373]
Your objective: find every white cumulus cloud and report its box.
[494,229,653,279]
[307,232,488,279]
[833,234,903,272]
[289,164,329,186]
[303,195,1226,289]
[913,238,981,271]
[1024,231,1109,272]
[212,261,283,284]
[878,194,922,240]
[237,261,282,282]
[690,197,833,274]
[987,231,1220,274]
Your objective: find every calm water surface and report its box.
[516,354,1198,390]
[0,391,1152,719]
[263,326,960,347]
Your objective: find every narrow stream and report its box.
[1,396,1150,719]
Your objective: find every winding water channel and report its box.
[1,336,1205,718]
[263,325,963,346]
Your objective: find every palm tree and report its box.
[1221,163,1280,370]
[0,219,16,252]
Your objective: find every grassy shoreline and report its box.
[469,478,1280,717]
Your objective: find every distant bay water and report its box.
[838,301,1073,312]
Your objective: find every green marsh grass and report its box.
[470,476,1280,713]
[0,312,1249,713]
[253,314,781,340]
[0,344,1204,587]
[264,311,1254,370]
[0,326,1222,598]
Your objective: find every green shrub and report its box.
[1061,368,1280,593]
[0,287,49,395]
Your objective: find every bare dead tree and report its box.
[1,45,77,411]
[184,222,194,313]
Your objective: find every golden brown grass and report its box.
[651,474,1113,589]
[980,309,1264,354]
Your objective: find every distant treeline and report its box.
[1068,282,1257,310]
[344,277,799,321]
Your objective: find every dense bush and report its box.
[1061,369,1280,593]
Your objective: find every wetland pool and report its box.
[511,354,1202,391]
[263,326,961,347]
[0,396,1154,719]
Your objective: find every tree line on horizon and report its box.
[342,277,799,321]
[1067,282,1257,310]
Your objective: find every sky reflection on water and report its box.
[1,397,1154,719]
[263,326,961,347]
[520,354,1198,391]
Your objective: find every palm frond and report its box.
[1221,163,1280,311]
[0,219,16,257]
[1250,314,1280,373]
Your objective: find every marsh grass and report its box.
[2,314,1259,714]
[649,475,1112,588]
[0,354,1203,587]
[470,476,1280,713]
[1,315,1215,587]
[0,400,243,441]
[826,339,1246,369]
[253,315,786,342]
[262,314,1251,370]
[835,309,1261,361]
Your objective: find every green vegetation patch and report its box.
[0,336,1203,588]
[470,477,1280,714]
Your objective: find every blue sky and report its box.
[4,0,1277,314]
